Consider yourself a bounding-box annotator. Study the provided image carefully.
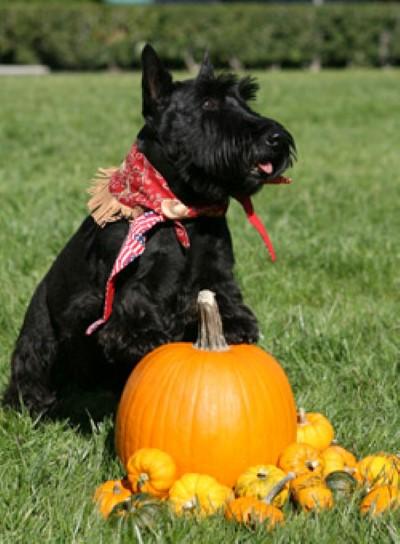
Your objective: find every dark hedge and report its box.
[0,3,399,69]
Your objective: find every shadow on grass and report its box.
[49,386,120,462]
[50,386,119,432]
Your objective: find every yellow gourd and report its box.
[356,455,399,489]
[321,445,357,478]
[296,409,334,450]
[290,472,324,495]
[377,452,400,473]
[235,465,290,508]
[169,473,232,516]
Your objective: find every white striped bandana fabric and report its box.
[86,211,164,335]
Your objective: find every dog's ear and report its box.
[197,51,214,80]
[141,44,173,116]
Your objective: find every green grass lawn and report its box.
[0,69,399,543]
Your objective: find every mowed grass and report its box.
[0,69,399,543]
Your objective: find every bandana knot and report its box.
[86,142,291,335]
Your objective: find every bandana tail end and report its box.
[238,196,276,262]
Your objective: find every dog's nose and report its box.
[265,133,281,147]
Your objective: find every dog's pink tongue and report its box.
[258,162,274,174]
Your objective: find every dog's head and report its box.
[139,44,296,205]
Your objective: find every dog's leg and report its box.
[96,283,172,386]
[192,219,260,344]
[208,227,259,344]
[2,281,58,414]
[212,282,260,344]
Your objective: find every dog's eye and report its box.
[202,98,219,111]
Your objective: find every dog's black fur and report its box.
[2,45,295,415]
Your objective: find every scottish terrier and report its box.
[3,44,295,415]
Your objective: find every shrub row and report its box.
[0,3,400,69]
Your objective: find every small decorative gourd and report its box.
[360,485,400,516]
[290,472,324,495]
[116,290,297,486]
[295,485,334,511]
[227,474,292,528]
[296,409,334,450]
[325,471,357,499]
[287,454,333,512]
[168,473,232,516]
[109,493,164,530]
[226,497,284,529]
[278,443,323,476]
[235,465,290,508]
[321,445,357,478]
[126,448,176,497]
[93,479,132,518]
[356,455,399,489]
[375,452,400,475]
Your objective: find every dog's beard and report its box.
[187,146,294,199]
[157,114,295,202]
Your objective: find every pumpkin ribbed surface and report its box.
[115,342,296,487]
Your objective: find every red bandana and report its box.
[86,143,291,334]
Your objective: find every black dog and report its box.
[3,45,295,415]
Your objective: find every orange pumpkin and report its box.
[115,290,297,487]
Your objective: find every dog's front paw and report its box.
[98,325,170,366]
[2,382,57,416]
[222,317,259,345]
[129,328,170,358]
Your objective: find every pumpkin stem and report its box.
[264,472,295,505]
[298,408,307,425]
[194,290,229,352]
[137,472,149,491]
[182,496,198,512]
[306,460,320,471]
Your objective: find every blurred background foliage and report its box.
[0,2,399,70]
